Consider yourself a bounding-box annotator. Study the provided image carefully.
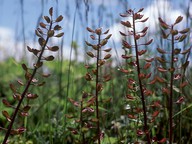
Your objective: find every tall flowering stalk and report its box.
[119,8,153,143]
[1,7,64,144]
[158,16,190,144]
[85,27,112,144]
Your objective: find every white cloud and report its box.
[0,27,15,61]
[0,27,83,63]
[144,0,186,32]
[110,0,187,42]
[0,27,35,62]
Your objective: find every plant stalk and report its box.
[95,35,101,144]
[169,25,175,144]
[132,12,151,144]
[2,20,52,144]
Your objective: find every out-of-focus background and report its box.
[0,0,191,62]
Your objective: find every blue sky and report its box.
[0,0,191,61]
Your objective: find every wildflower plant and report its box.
[158,16,190,144]
[67,27,112,144]
[85,27,112,144]
[0,7,64,144]
[119,8,154,143]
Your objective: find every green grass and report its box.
[0,58,191,143]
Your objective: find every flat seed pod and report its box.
[87,27,95,33]
[38,37,46,46]
[178,34,187,42]
[174,16,183,25]
[179,28,190,34]
[44,16,50,23]
[2,99,11,107]
[86,51,95,58]
[54,25,62,30]
[48,46,59,51]
[157,67,167,72]
[181,48,191,54]
[121,21,131,27]
[103,29,109,34]
[48,30,55,37]
[55,32,64,38]
[27,93,38,99]
[103,48,112,52]
[39,22,46,28]
[55,15,63,22]
[140,17,149,22]
[49,7,53,16]
[157,48,166,54]
[2,110,11,122]
[45,55,54,61]
[104,54,111,60]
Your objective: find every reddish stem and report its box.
[2,20,53,144]
[95,34,101,144]
[132,12,151,144]
[169,25,175,144]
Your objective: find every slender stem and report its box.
[132,13,151,144]
[2,20,52,144]
[80,99,85,143]
[95,35,101,144]
[64,5,77,126]
[169,25,175,144]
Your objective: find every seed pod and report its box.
[55,15,63,22]
[44,16,51,23]
[95,28,102,35]
[49,7,53,16]
[87,27,95,33]
[55,32,64,38]
[121,21,131,27]
[45,55,54,61]
[39,22,46,28]
[179,28,190,34]
[86,51,95,58]
[104,54,111,60]
[54,25,62,30]
[48,30,55,37]
[174,16,183,25]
